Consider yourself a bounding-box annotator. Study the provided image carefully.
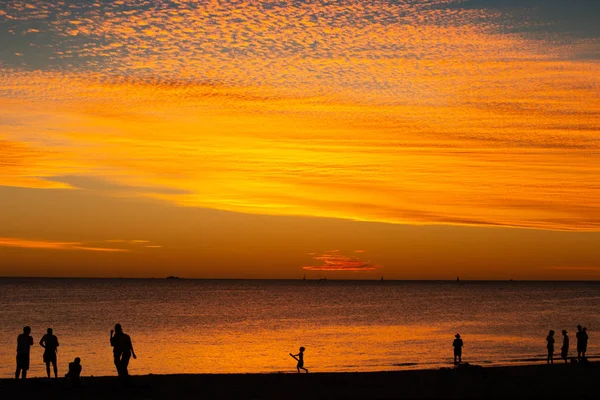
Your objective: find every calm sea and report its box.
[0,279,598,378]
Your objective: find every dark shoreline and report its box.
[2,363,599,399]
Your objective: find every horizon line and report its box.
[1,276,599,283]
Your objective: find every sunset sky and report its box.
[1,0,599,279]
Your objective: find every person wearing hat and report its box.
[452,333,463,365]
[560,330,569,363]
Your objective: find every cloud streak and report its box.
[0,237,129,252]
[302,250,381,272]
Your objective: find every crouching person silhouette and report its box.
[65,357,82,387]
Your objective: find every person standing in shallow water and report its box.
[290,347,308,373]
[40,327,60,378]
[15,326,33,380]
[453,333,463,365]
[110,324,137,378]
[546,330,555,364]
[560,330,569,364]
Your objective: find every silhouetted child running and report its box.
[290,347,308,373]
[546,330,555,364]
[453,334,463,365]
[65,357,82,387]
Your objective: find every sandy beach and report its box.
[1,363,599,399]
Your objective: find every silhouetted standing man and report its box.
[453,333,463,365]
[40,327,60,378]
[110,324,137,379]
[576,325,587,361]
[15,326,33,380]
[560,330,569,364]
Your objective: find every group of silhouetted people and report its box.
[15,326,76,380]
[15,326,81,384]
[546,325,589,365]
[14,324,592,380]
[454,327,591,367]
[15,323,135,384]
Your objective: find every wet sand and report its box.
[1,363,598,399]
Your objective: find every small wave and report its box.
[498,355,599,363]
[506,358,545,363]
[393,363,419,367]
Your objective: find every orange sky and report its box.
[1,0,599,279]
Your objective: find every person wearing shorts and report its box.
[40,328,60,378]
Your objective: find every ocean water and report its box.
[0,278,598,378]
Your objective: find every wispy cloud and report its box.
[105,239,155,245]
[45,176,191,196]
[0,237,129,252]
[302,250,381,272]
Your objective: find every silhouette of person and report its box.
[15,326,33,380]
[65,357,82,386]
[546,330,555,364]
[40,327,60,378]
[560,330,569,364]
[582,327,589,361]
[576,325,587,361]
[290,347,308,373]
[453,333,463,365]
[110,324,137,379]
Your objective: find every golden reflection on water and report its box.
[0,280,598,377]
[111,326,552,375]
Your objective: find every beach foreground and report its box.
[1,363,599,399]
